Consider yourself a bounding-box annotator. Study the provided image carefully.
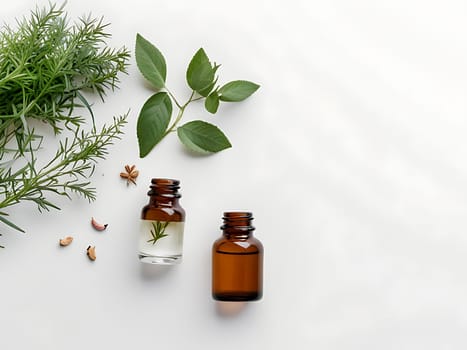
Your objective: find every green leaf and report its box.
[177,120,231,153]
[137,92,172,157]
[186,48,214,92]
[205,91,220,114]
[135,33,167,89]
[0,213,25,233]
[198,64,220,97]
[218,80,260,102]
[148,221,169,245]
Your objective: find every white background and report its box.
[1,0,467,349]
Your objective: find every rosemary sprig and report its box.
[0,114,128,233]
[0,4,130,242]
[0,3,130,142]
[147,221,169,245]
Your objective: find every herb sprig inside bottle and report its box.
[135,34,260,157]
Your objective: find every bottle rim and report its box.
[148,178,181,198]
[223,211,253,218]
[221,211,255,231]
[150,178,180,186]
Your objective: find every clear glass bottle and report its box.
[138,178,185,264]
[212,212,263,301]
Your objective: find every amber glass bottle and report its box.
[212,212,263,301]
[138,178,185,264]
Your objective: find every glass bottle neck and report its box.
[149,196,180,207]
[147,178,181,207]
[221,212,255,239]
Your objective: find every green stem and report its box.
[164,90,196,136]
[165,88,182,109]
[0,68,27,88]
[0,147,68,210]
[191,96,204,102]
[0,177,37,209]
[0,117,124,211]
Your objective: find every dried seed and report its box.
[59,236,73,246]
[91,217,108,231]
[87,245,96,261]
[120,164,139,185]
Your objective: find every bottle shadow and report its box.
[139,263,174,280]
[215,301,248,317]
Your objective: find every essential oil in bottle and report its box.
[138,178,185,264]
[212,212,263,301]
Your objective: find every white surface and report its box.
[1,0,467,349]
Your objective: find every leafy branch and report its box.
[0,115,127,233]
[135,33,260,157]
[0,3,130,242]
[147,221,169,245]
[0,3,130,143]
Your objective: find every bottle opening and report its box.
[151,178,180,186]
[222,211,255,231]
[223,211,253,219]
[148,178,181,198]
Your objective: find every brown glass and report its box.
[212,212,263,301]
[138,178,186,264]
[141,178,185,222]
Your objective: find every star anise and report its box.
[120,164,139,185]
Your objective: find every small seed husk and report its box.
[91,217,108,231]
[59,236,73,247]
[87,245,96,261]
